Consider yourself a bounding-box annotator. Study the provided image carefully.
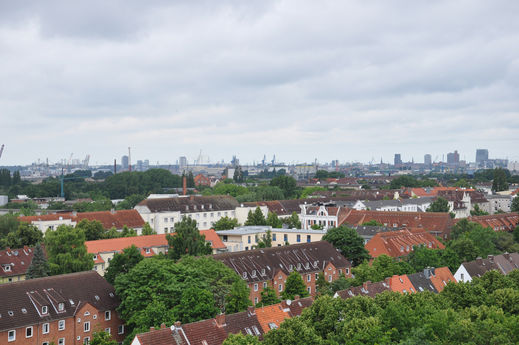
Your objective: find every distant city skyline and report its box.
[1,1,518,165]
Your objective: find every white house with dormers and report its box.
[299,203,340,230]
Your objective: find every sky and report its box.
[1,0,518,166]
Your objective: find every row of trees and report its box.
[224,269,519,345]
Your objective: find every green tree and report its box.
[266,212,283,228]
[141,222,156,235]
[213,216,240,230]
[166,217,212,260]
[492,168,508,192]
[259,286,281,306]
[2,222,43,249]
[91,331,117,345]
[362,220,384,226]
[263,317,324,345]
[512,197,519,213]
[245,207,267,226]
[427,197,450,213]
[25,244,50,279]
[406,246,443,272]
[76,219,106,241]
[0,213,20,239]
[323,226,370,266]
[223,333,261,345]
[233,166,244,183]
[225,280,251,313]
[316,272,331,296]
[104,245,144,285]
[115,194,146,210]
[514,226,519,243]
[175,286,219,323]
[44,225,93,275]
[282,271,309,300]
[283,212,301,229]
[256,230,272,248]
[470,204,489,216]
[270,175,298,199]
[447,237,479,263]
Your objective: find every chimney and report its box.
[423,268,431,279]
[476,257,483,265]
[114,159,117,174]
[215,314,226,327]
[247,306,256,316]
[294,295,300,300]
[110,208,116,215]
[183,176,187,196]
[161,323,166,329]
[363,281,371,290]
[174,321,181,328]
[488,255,494,263]
[190,195,194,201]
[150,326,155,331]
[504,252,511,260]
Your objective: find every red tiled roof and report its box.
[387,274,415,293]
[0,246,36,278]
[462,213,519,231]
[365,228,444,258]
[255,303,291,333]
[411,187,475,197]
[429,267,456,292]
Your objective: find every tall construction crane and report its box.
[0,144,4,160]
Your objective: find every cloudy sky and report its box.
[1,0,518,166]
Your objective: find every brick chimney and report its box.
[183,176,187,195]
[488,255,494,263]
[174,321,181,328]
[476,257,483,265]
[248,306,256,316]
[150,326,155,331]
[294,295,300,300]
[363,281,371,290]
[215,314,226,327]
[161,323,166,329]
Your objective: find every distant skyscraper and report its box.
[447,150,460,164]
[476,149,489,165]
[121,155,129,170]
[394,154,402,165]
[179,156,188,169]
[424,154,432,166]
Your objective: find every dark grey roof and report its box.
[350,225,399,237]
[462,257,501,278]
[336,280,391,299]
[0,271,119,331]
[138,195,239,213]
[213,241,351,283]
[407,270,438,293]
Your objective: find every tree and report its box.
[44,225,93,275]
[213,216,240,230]
[174,286,219,323]
[104,245,144,285]
[233,166,244,183]
[362,220,383,226]
[223,333,261,345]
[225,280,251,313]
[141,222,156,235]
[270,175,298,199]
[514,226,519,243]
[266,212,283,228]
[76,219,106,241]
[406,246,443,272]
[323,226,370,266]
[91,331,117,345]
[167,217,212,260]
[470,204,489,216]
[245,207,267,226]
[0,213,19,239]
[2,222,43,249]
[316,272,331,296]
[283,212,301,229]
[492,168,508,192]
[187,171,195,188]
[259,286,281,306]
[427,197,450,213]
[256,230,273,248]
[282,271,309,300]
[115,194,146,210]
[512,197,519,213]
[25,244,50,279]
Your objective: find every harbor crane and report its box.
[0,144,4,160]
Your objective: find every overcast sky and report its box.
[1,0,518,166]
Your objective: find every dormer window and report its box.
[95,295,100,301]
[251,270,256,277]
[242,272,247,279]
[42,306,48,314]
[4,265,11,272]
[58,303,64,311]
[93,255,98,260]
[261,269,265,275]
[289,265,293,271]
[145,248,151,254]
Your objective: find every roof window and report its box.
[21,308,27,314]
[95,295,100,301]
[42,306,48,314]
[242,272,247,279]
[109,292,115,298]
[8,311,14,316]
[58,303,64,311]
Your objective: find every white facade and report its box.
[487,195,512,214]
[234,205,269,226]
[454,264,472,283]
[299,204,339,230]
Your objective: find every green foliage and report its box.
[300,186,326,199]
[115,194,146,210]
[470,204,489,216]
[492,168,508,192]
[233,166,244,183]
[259,286,281,307]
[90,331,117,345]
[282,271,309,300]
[351,255,412,286]
[115,256,248,336]
[208,183,250,197]
[512,197,519,213]
[76,219,105,241]
[1,222,43,249]
[390,175,438,189]
[283,212,301,229]
[427,197,450,213]
[323,226,370,266]
[213,216,240,230]
[44,225,93,275]
[256,230,273,248]
[266,212,283,228]
[514,226,519,243]
[263,317,324,345]
[141,222,156,235]
[0,213,20,238]
[245,207,267,226]
[270,175,298,199]
[25,244,50,279]
[223,333,261,345]
[362,219,384,226]
[225,280,252,313]
[166,217,212,260]
[314,170,345,179]
[104,245,144,285]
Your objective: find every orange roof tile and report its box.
[201,229,226,249]
[365,228,444,258]
[387,274,415,294]
[255,303,291,333]
[429,267,456,292]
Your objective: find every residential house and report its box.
[19,209,145,234]
[463,213,519,232]
[86,230,226,275]
[216,226,327,252]
[486,195,513,214]
[352,198,434,213]
[135,195,239,232]
[213,241,351,304]
[0,271,125,345]
[406,269,438,293]
[454,253,519,283]
[334,280,391,299]
[194,174,211,187]
[429,267,457,292]
[365,228,445,259]
[350,225,400,244]
[386,274,416,294]
[0,246,35,284]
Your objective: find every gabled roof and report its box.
[365,228,444,258]
[407,270,438,293]
[213,241,351,283]
[494,253,519,274]
[387,274,415,294]
[0,271,119,332]
[429,267,456,292]
[255,303,291,333]
[463,213,519,231]
[137,195,239,213]
[85,229,225,254]
[335,280,391,299]
[462,257,501,279]
[0,246,36,278]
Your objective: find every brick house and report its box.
[213,241,351,305]
[0,246,36,284]
[365,228,445,259]
[461,213,519,232]
[0,271,125,345]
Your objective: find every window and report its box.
[284,234,288,242]
[43,342,50,345]
[58,302,65,311]
[105,328,111,334]
[254,297,258,305]
[297,235,301,242]
[164,217,168,223]
[460,273,464,280]
[307,287,311,294]
[254,283,258,292]
[42,306,48,314]
[346,268,350,275]
[278,284,283,292]
[248,236,251,244]
[145,248,151,254]
[105,311,111,320]
[118,325,125,334]
[58,338,65,345]
[93,255,98,260]
[84,321,90,332]
[272,233,277,241]
[315,273,319,280]
[83,337,90,345]
[59,320,65,330]
[8,330,15,342]
[26,326,33,338]
[43,323,50,334]
[328,275,332,282]
[307,235,311,243]
[263,282,267,288]
[307,274,311,282]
